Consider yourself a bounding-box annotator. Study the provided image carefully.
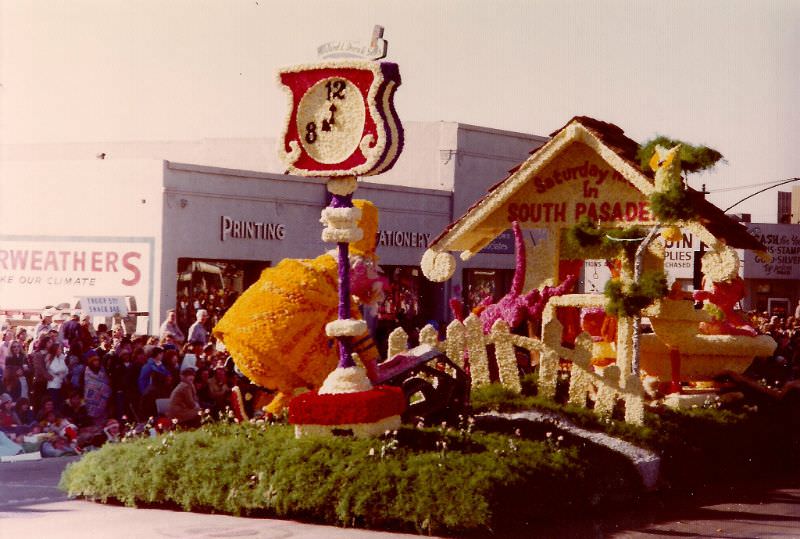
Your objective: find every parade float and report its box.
[213,83,778,427]
[61,51,794,538]
[420,116,776,416]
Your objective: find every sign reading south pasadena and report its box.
[484,142,655,230]
[743,223,800,279]
[278,60,403,177]
[0,238,151,311]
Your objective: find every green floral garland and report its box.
[649,188,697,222]
[604,271,668,318]
[562,217,646,261]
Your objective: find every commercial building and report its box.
[0,122,545,334]
[2,120,796,335]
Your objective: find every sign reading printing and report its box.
[220,216,286,242]
[80,296,128,317]
[0,237,151,310]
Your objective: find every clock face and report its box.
[278,61,403,177]
[295,78,366,165]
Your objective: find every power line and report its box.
[706,178,794,193]
[724,177,800,213]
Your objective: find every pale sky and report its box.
[1,0,798,221]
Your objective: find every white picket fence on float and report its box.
[385,295,645,425]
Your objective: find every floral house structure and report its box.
[420,117,776,418]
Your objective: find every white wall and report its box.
[0,159,165,331]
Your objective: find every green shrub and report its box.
[60,421,641,535]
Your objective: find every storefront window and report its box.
[374,265,444,357]
[462,268,514,311]
[176,258,269,336]
[378,266,421,325]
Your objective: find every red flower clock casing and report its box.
[278,61,403,177]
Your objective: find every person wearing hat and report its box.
[34,308,56,339]
[0,393,21,432]
[166,367,201,429]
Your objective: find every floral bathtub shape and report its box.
[640,299,776,383]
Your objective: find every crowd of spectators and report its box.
[742,309,800,385]
[0,306,252,458]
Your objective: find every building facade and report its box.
[2,121,797,335]
[0,122,546,334]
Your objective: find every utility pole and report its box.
[692,183,709,292]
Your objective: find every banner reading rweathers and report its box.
[0,237,152,311]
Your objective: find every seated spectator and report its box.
[166,368,201,429]
[36,397,57,423]
[0,393,27,436]
[61,390,92,429]
[102,418,121,443]
[40,435,78,458]
[80,418,122,451]
[15,398,36,426]
[199,344,216,370]
[39,409,64,434]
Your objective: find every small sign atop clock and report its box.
[317,25,388,61]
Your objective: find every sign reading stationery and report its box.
[278,60,403,177]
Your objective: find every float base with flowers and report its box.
[420,117,775,422]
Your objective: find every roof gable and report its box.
[429,116,765,257]
[430,117,656,256]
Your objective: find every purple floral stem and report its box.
[331,192,354,368]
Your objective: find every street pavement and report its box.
[2,456,800,538]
